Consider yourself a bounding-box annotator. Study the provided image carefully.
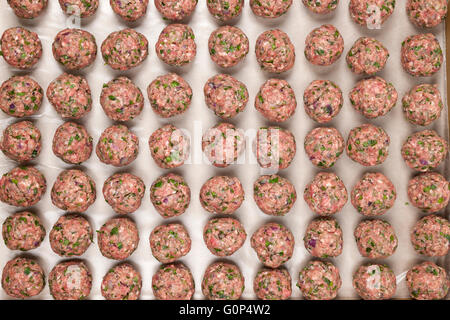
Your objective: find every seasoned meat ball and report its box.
[52,122,93,165]
[401,130,448,172]
[0,76,43,117]
[2,257,44,299]
[402,84,443,126]
[58,0,98,17]
[51,169,96,213]
[305,24,344,66]
[100,77,144,122]
[406,0,448,28]
[110,0,149,21]
[207,0,243,21]
[208,26,249,68]
[353,264,396,300]
[408,172,449,213]
[253,174,296,216]
[354,219,398,258]
[7,0,48,18]
[1,121,41,163]
[48,260,92,300]
[96,124,139,167]
[1,27,42,69]
[406,261,449,300]
[346,37,389,75]
[302,0,339,14]
[349,0,396,27]
[153,263,195,300]
[303,80,343,123]
[255,79,297,123]
[411,214,450,256]
[202,261,244,300]
[150,223,191,263]
[2,211,45,251]
[256,126,296,170]
[297,260,341,300]
[346,124,390,166]
[203,217,246,256]
[254,268,292,300]
[200,175,244,215]
[250,0,293,18]
[0,166,46,207]
[255,29,295,73]
[304,217,343,258]
[101,263,142,300]
[149,124,190,169]
[150,173,191,218]
[204,74,248,119]
[304,127,344,168]
[103,173,145,215]
[401,34,443,77]
[155,0,197,20]
[97,217,139,260]
[155,24,196,66]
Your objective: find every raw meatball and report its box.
[204,74,248,119]
[202,261,244,300]
[101,263,142,300]
[303,80,343,123]
[1,27,42,69]
[203,217,246,256]
[207,0,243,21]
[408,172,449,213]
[202,123,245,168]
[58,0,98,17]
[1,121,41,162]
[2,211,45,251]
[0,166,46,207]
[401,130,448,172]
[52,122,93,165]
[407,0,448,28]
[304,172,348,216]
[150,173,191,218]
[305,24,344,66]
[353,264,396,300]
[250,0,292,18]
[0,75,43,117]
[346,124,390,166]
[208,25,249,68]
[297,260,341,300]
[346,37,389,75]
[100,77,144,122]
[254,268,292,300]
[7,0,47,18]
[2,257,44,299]
[302,0,339,14]
[251,222,294,268]
[51,169,96,213]
[148,73,192,118]
[354,219,398,258]
[48,260,92,300]
[349,0,396,27]
[401,33,443,77]
[256,126,296,170]
[149,223,191,263]
[411,214,450,256]
[406,261,449,300]
[47,73,92,119]
[149,124,190,169]
[255,79,297,123]
[402,84,443,126]
[303,217,343,258]
[351,172,396,216]
[155,0,197,20]
[101,29,149,71]
[97,217,139,260]
[96,124,139,167]
[153,263,195,300]
[253,174,296,216]
[155,24,196,66]
[304,127,344,168]
[111,0,149,21]
[255,29,295,73]
[50,214,92,257]
[103,173,145,215]
[200,175,244,215]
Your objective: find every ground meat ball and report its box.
[7,0,47,18]
[150,223,191,263]
[254,268,292,300]
[2,257,44,299]
[346,124,390,166]
[353,264,396,300]
[1,27,42,69]
[304,217,343,258]
[1,121,41,163]
[255,79,296,123]
[408,172,449,213]
[255,29,295,73]
[304,127,344,168]
[406,262,449,300]
[148,73,192,118]
[354,219,398,258]
[111,0,149,21]
[58,0,98,17]
[253,175,296,216]
[202,261,244,300]
[411,214,450,256]
[204,74,248,119]
[402,84,443,126]
[346,37,389,75]
[200,176,244,214]
[47,73,92,119]
[256,126,296,170]
[250,0,292,18]
[297,260,341,300]
[49,214,92,257]
[51,169,96,213]
[204,217,246,256]
[302,0,339,14]
[0,166,46,207]
[102,29,149,71]
[52,29,97,70]
[349,0,396,27]
[103,173,145,215]
[2,211,45,251]
[207,0,243,21]
[303,80,343,123]
[48,260,92,300]
[305,24,344,66]
[208,26,249,68]
[52,122,93,165]
[401,34,443,77]
[155,24,196,66]
[351,172,396,216]
[304,172,348,216]
[96,125,139,167]
[102,263,142,300]
[0,76,43,117]
[155,0,197,20]
[97,217,139,260]
[150,173,190,218]
[251,222,294,268]
[149,124,190,169]
[100,77,144,122]
[407,0,448,28]
[153,263,195,300]
[401,130,448,172]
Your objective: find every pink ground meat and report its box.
[1,121,41,163]
[349,0,396,27]
[2,257,44,299]
[411,214,450,256]
[255,29,295,73]
[2,211,45,251]
[354,219,398,258]
[52,122,93,165]
[155,24,196,66]
[406,261,449,300]
[208,25,249,68]
[256,126,296,170]
[401,33,443,77]
[407,172,449,213]
[346,37,389,75]
[1,27,42,69]
[202,261,244,300]
[304,217,343,258]
[149,124,190,169]
[305,24,344,66]
[101,263,142,300]
[253,174,296,216]
[402,84,443,126]
[207,0,243,21]
[303,80,343,123]
[150,223,191,263]
[7,0,48,18]
[96,124,139,167]
[200,175,244,215]
[155,0,198,21]
[250,0,293,18]
[150,173,191,218]
[103,173,145,215]
[0,75,43,117]
[254,268,292,300]
[48,260,92,300]
[304,127,344,168]
[203,217,246,256]
[353,264,396,300]
[97,217,139,260]
[297,260,341,300]
[110,0,149,21]
[406,0,448,28]
[153,263,195,300]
